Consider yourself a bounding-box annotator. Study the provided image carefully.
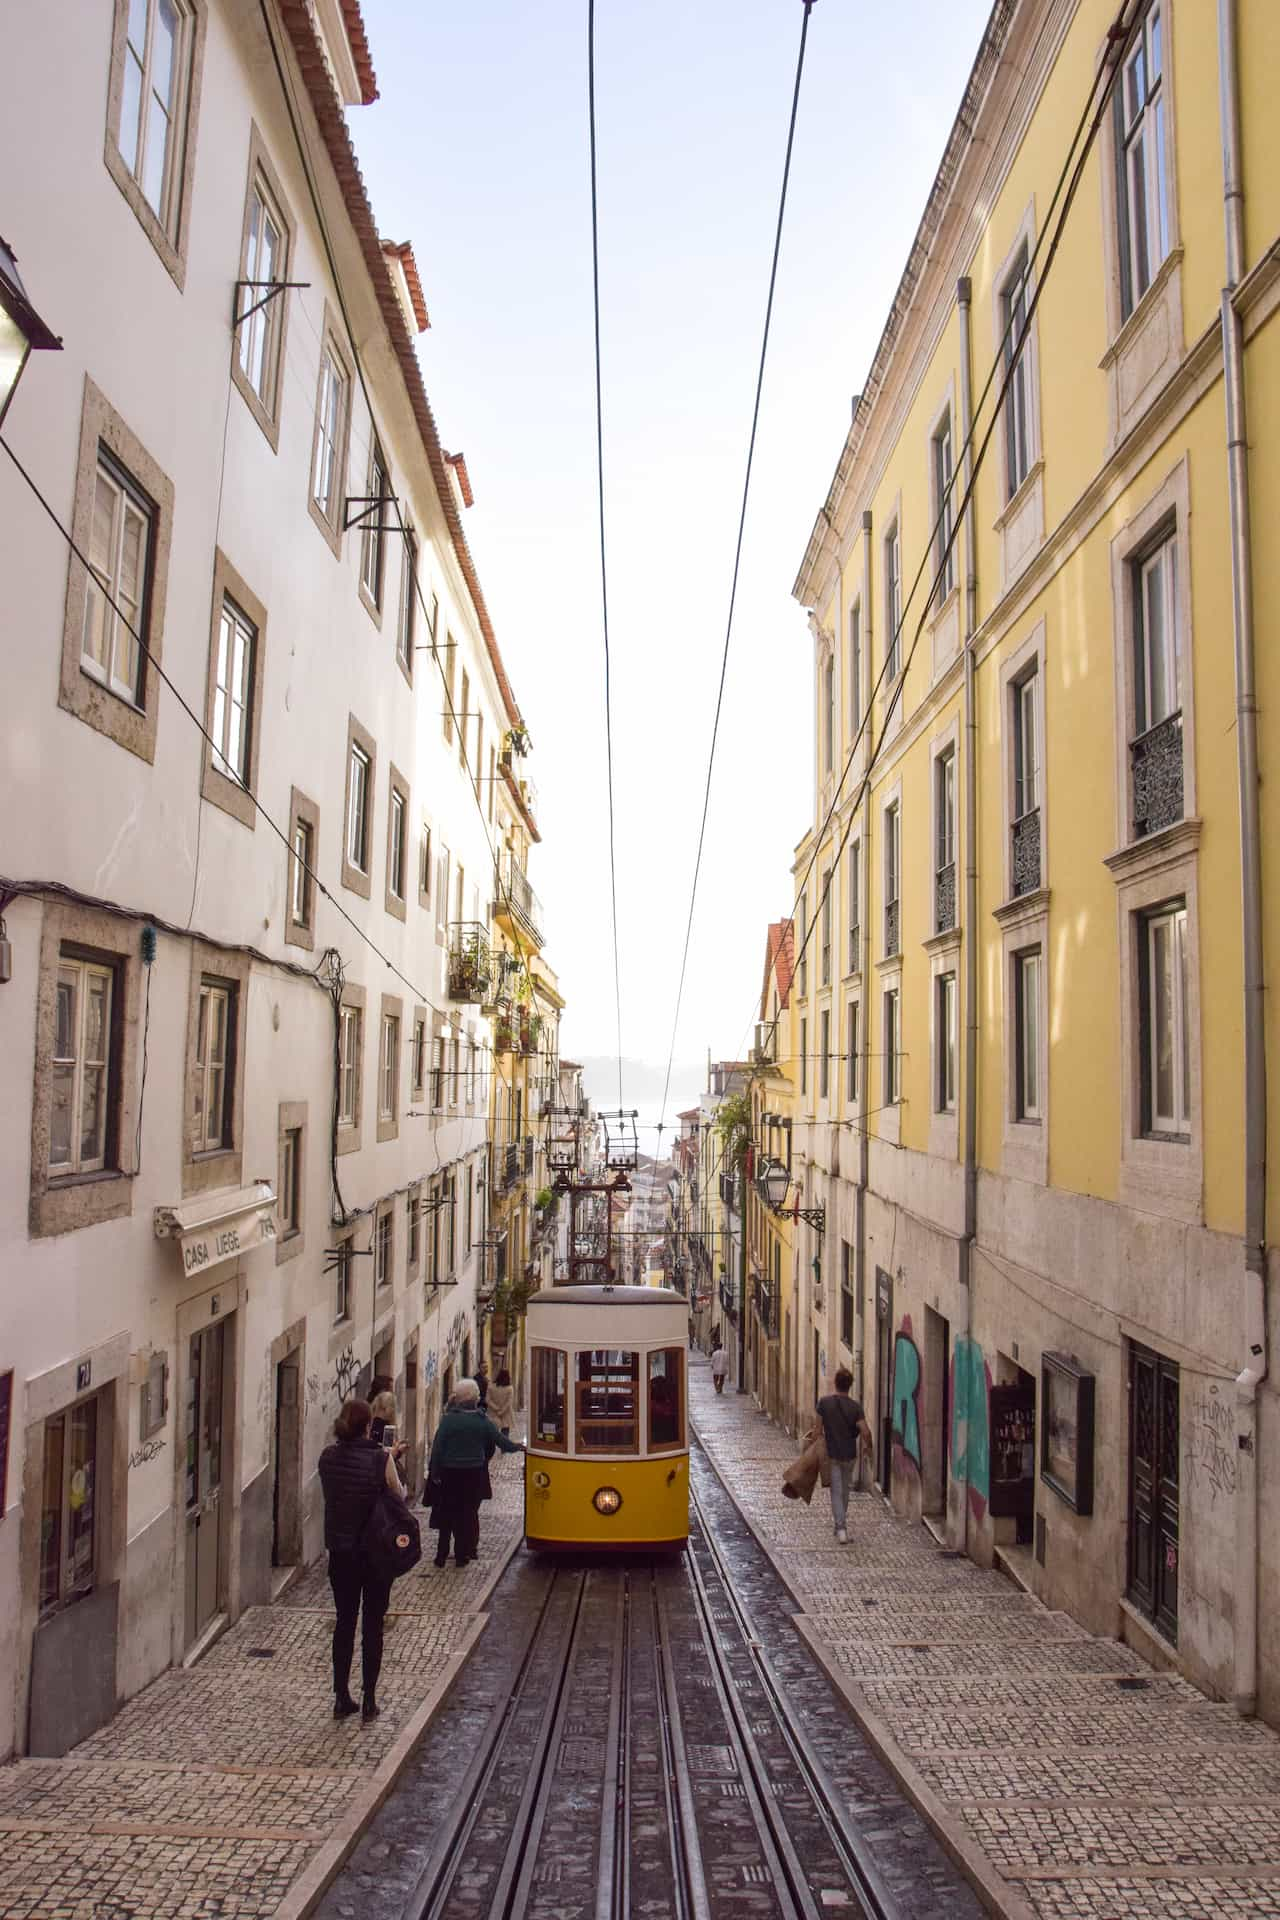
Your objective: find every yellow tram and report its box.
[523,1284,689,1553]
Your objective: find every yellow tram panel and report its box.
[524,1452,688,1551]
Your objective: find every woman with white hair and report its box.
[427,1378,523,1568]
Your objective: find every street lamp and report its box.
[0,237,61,432]
[755,1154,826,1234]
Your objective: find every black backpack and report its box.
[360,1482,422,1580]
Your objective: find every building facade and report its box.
[0,0,559,1757]
[789,0,1280,1720]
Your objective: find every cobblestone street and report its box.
[0,1457,525,1920]
[690,1356,1280,1919]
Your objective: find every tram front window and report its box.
[532,1347,566,1450]
[648,1348,684,1450]
[576,1350,637,1453]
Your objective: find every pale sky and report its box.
[354,0,992,1130]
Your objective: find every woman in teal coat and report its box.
[428,1378,522,1567]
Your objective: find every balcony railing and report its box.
[1131,711,1183,840]
[447,923,493,1002]
[523,1135,535,1175]
[498,855,543,945]
[500,1141,520,1190]
[1011,808,1041,897]
[935,862,956,934]
[884,899,900,958]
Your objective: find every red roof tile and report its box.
[381,240,429,331]
[444,450,474,507]
[339,0,379,103]
[760,920,795,1020]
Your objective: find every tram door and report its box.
[874,1269,893,1496]
[185,1321,226,1649]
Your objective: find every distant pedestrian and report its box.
[428,1380,523,1568]
[369,1376,398,1445]
[487,1368,515,1436]
[318,1398,406,1722]
[711,1345,728,1394]
[473,1363,490,1410]
[816,1369,873,1544]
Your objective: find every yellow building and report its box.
[746,921,800,1429]
[789,0,1279,1720]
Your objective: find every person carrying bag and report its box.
[317,1397,409,1723]
[781,1418,832,1505]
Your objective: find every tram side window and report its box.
[532,1347,566,1450]
[647,1348,684,1451]
[576,1350,637,1454]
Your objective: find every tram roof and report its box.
[527,1285,686,1308]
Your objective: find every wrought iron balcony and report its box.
[447,923,493,1002]
[500,1141,520,1190]
[497,855,543,946]
[523,1135,535,1175]
[884,899,900,958]
[935,863,956,934]
[1011,807,1041,897]
[1131,711,1183,840]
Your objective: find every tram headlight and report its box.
[592,1486,623,1516]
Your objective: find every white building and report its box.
[0,0,547,1756]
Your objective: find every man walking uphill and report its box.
[817,1369,873,1544]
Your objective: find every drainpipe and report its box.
[957,276,980,1556]
[856,511,873,1410]
[1219,0,1267,1721]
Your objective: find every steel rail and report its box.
[407,1566,587,1920]
[686,1461,901,1920]
[651,1565,713,1920]
[595,1569,630,1920]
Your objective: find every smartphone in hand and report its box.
[382,1425,397,1449]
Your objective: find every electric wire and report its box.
[587,0,625,1115]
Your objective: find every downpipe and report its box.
[857,512,874,1410]
[1219,0,1267,1719]
[957,277,980,1556]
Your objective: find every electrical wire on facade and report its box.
[656,0,818,1151]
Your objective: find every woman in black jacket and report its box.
[317,1398,405,1721]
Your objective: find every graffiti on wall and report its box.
[423,1349,439,1388]
[128,1438,166,1471]
[950,1336,991,1521]
[331,1345,360,1405]
[891,1318,922,1470]
[1184,1381,1236,1506]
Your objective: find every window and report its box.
[883,988,900,1106]
[193,980,233,1152]
[488,745,497,824]
[82,450,152,706]
[379,1013,399,1120]
[39,1398,101,1620]
[236,161,290,430]
[360,439,389,610]
[820,868,832,986]
[822,655,835,774]
[849,600,862,735]
[419,823,432,907]
[109,0,197,257]
[397,530,417,676]
[459,669,470,769]
[1014,949,1041,1122]
[309,333,350,546]
[800,1017,808,1097]
[884,802,901,956]
[389,783,406,902]
[375,1206,393,1289]
[333,1241,353,1325]
[647,1350,684,1451]
[840,1241,855,1349]
[141,1351,169,1440]
[935,747,956,932]
[1002,246,1032,499]
[532,1348,567,1450]
[937,972,958,1113]
[279,1126,301,1238]
[407,1187,420,1270]
[291,817,312,929]
[1116,4,1170,318]
[576,1350,638,1454]
[848,841,861,973]
[211,597,254,784]
[1009,668,1041,897]
[884,523,902,680]
[819,1009,830,1099]
[443,634,456,741]
[1142,905,1189,1135]
[347,742,371,875]
[933,413,956,598]
[338,1005,360,1129]
[847,1000,859,1104]
[430,1027,444,1111]
[1130,531,1182,836]
[411,1015,427,1100]
[449,1029,460,1110]
[797,896,808,999]
[50,958,115,1176]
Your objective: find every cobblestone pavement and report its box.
[0,1450,525,1919]
[691,1358,1280,1920]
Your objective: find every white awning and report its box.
[154,1181,277,1278]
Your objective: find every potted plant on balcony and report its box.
[493,1002,515,1053]
[452,930,488,1000]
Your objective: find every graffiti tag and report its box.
[331,1345,360,1405]
[128,1438,166,1471]
[892,1321,922,1469]
[1183,1383,1236,1506]
[950,1336,991,1521]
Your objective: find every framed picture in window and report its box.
[1040,1351,1095,1514]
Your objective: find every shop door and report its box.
[185,1322,226,1648]
[990,1374,1036,1543]
[271,1354,300,1569]
[1129,1344,1179,1641]
[874,1269,893,1496]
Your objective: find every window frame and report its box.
[377,995,403,1143]
[307,311,352,556]
[39,1395,104,1622]
[374,1202,394,1291]
[359,435,390,618]
[1001,244,1034,502]
[936,971,958,1115]
[385,765,409,921]
[847,838,862,976]
[846,998,860,1106]
[341,715,376,899]
[192,979,233,1155]
[822,652,835,775]
[1109,462,1194,852]
[932,409,957,601]
[883,521,902,683]
[883,799,901,958]
[275,1100,306,1266]
[819,1008,830,1101]
[1139,903,1190,1139]
[80,446,154,710]
[1115,1,1171,321]
[285,788,319,952]
[336,985,366,1157]
[104,0,206,287]
[202,553,267,828]
[1013,948,1042,1124]
[883,987,901,1109]
[849,597,863,737]
[396,526,417,683]
[182,943,249,1195]
[231,128,294,449]
[998,622,1048,907]
[332,1235,354,1327]
[49,955,116,1180]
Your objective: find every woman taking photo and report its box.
[428,1379,522,1567]
[318,1398,405,1722]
